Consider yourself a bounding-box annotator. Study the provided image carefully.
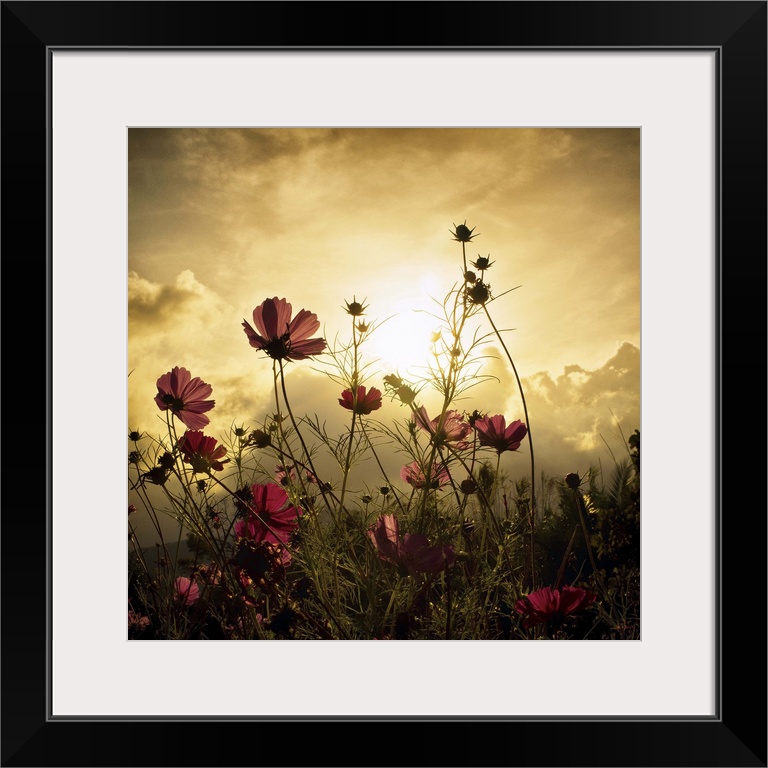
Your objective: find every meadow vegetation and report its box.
[128,222,640,640]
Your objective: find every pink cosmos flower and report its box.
[413,407,471,448]
[154,367,215,430]
[275,464,297,486]
[234,483,302,551]
[339,385,383,415]
[400,459,450,490]
[367,514,455,576]
[128,603,150,630]
[178,430,229,473]
[515,585,597,628]
[243,297,326,361]
[474,414,528,454]
[174,577,200,606]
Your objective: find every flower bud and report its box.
[249,429,272,448]
[158,452,175,470]
[343,297,368,317]
[143,466,170,485]
[471,255,495,271]
[460,478,478,495]
[466,281,490,305]
[451,221,478,242]
[467,409,484,428]
[565,473,581,490]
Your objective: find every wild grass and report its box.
[128,222,639,640]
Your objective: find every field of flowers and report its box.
[128,222,640,640]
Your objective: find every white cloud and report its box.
[514,341,641,479]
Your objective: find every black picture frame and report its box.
[3,2,765,766]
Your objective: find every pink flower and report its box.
[178,430,229,473]
[154,367,215,430]
[128,603,150,630]
[234,483,301,552]
[400,459,450,490]
[174,577,200,606]
[243,297,326,361]
[413,407,471,448]
[367,514,455,576]
[275,464,297,485]
[339,385,383,415]
[474,414,528,454]
[367,513,401,563]
[515,585,597,629]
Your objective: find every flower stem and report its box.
[338,410,356,518]
[277,361,335,518]
[360,421,406,516]
[572,488,608,598]
[338,319,361,518]
[482,304,536,589]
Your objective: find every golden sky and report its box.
[128,127,640,499]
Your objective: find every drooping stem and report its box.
[482,304,536,588]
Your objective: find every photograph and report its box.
[127,127,641,642]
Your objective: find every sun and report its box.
[366,306,439,378]
[355,272,447,378]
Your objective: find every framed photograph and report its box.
[4,1,765,765]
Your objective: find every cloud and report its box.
[518,341,640,477]
[130,265,640,498]
[128,269,213,325]
[128,270,254,435]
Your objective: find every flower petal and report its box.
[288,308,321,342]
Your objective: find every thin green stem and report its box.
[360,421,406,515]
[338,409,356,517]
[277,361,335,518]
[482,304,536,588]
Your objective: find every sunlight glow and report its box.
[365,303,438,378]
[363,271,450,378]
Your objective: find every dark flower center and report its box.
[162,394,186,411]
[264,333,291,360]
[189,453,211,474]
